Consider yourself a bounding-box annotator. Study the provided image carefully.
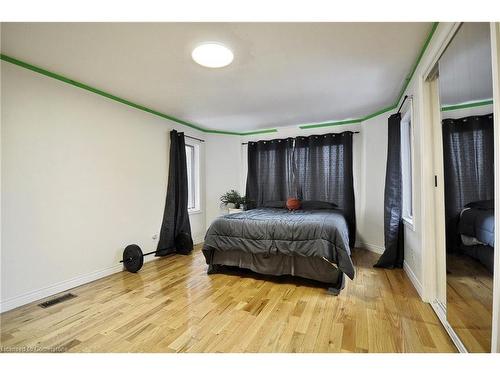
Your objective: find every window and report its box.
[185,142,200,212]
[401,107,414,228]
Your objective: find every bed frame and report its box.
[203,248,345,295]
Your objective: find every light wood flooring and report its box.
[0,246,456,353]
[446,252,493,352]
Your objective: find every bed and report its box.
[202,207,355,295]
[457,200,495,273]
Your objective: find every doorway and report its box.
[428,22,496,353]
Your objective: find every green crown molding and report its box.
[441,99,493,112]
[0,54,205,132]
[1,23,438,135]
[393,22,439,108]
[299,118,363,129]
[237,128,278,135]
[0,53,277,137]
[299,22,438,130]
[203,128,277,136]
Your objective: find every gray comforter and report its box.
[459,207,495,247]
[202,208,355,279]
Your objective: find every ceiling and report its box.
[1,22,433,132]
[439,22,493,106]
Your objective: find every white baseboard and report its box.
[357,242,385,254]
[403,260,423,299]
[0,255,162,314]
[0,263,124,313]
[430,300,468,353]
[0,238,206,313]
[193,234,205,245]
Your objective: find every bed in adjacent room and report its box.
[202,205,355,295]
[457,199,495,273]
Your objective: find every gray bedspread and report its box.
[202,208,355,279]
[459,207,495,247]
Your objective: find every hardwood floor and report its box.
[0,246,456,353]
[446,252,493,352]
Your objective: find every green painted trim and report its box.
[441,99,493,112]
[204,129,246,136]
[299,104,399,130]
[298,22,438,130]
[0,53,278,136]
[1,22,439,135]
[0,53,210,133]
[393,22,439,107]
[202,128,278,136]
[299,118,362,129]
[361,104,398,122]
[240,129,278,135]
[0,53,281,137]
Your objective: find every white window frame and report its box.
[401,104,415,230]
[185,141,201,214]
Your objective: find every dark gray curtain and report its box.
[375,113,404,268]
[442,113,494,252]
[156,130,192,256]
[294,132,356,247]
[246,138,295,207]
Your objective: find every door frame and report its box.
[419,22,460,305]
[490,21,500,354]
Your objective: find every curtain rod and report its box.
[241,131,360,145]
[184,134,205,143]
[397,95,411,114]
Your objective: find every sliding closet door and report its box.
[438,22,495,353]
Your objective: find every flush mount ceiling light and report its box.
[192,43,234,68]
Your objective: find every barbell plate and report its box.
[123,244,144,273]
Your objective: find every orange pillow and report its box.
[286,197,301,211]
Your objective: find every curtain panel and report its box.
[442,113,494,252]
[156,130,192,256]
[294,132,356,247]
[246,132,356,247]
[246,137,295,208]
[375,113,404,268]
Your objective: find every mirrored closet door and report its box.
[438,22,495,352]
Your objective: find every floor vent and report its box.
[38,293,77,308]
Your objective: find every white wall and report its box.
[357,116,387,253]
[204,134,243,227]
[0,62,207,311]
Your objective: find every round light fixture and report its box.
[192,43,233,68]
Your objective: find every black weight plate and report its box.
[123,244,143,273]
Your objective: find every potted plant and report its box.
[239,196,251,211]
[220,190,243,213]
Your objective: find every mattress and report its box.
[458,201,494,248]
[202,207,355,280]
